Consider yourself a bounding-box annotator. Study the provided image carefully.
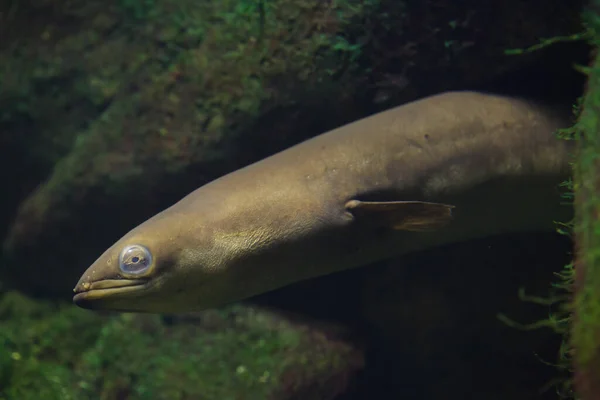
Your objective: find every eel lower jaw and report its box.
[72,279,148,309]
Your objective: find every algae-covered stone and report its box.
[570,5,600,398]
[0,291,363,399]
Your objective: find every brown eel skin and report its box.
[73,91,574,313]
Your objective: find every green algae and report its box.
[0,290,361,399]
[569,4,600,398]
[0,0,376,160]
[488,27,588,399]
[0,0,376,193]
[4,0,379,200]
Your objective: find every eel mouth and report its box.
[73,279,148,308]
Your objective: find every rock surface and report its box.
[0,291,363,400]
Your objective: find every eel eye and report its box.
[119,245,152,275]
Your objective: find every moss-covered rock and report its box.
[0,291,363,399]
[571,3,600,398]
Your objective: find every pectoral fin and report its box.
[345,200,455,231]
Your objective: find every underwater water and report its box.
[0,0,593,399]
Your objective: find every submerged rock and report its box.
[0,291,363,400]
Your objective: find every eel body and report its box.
[73,91,574,313]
